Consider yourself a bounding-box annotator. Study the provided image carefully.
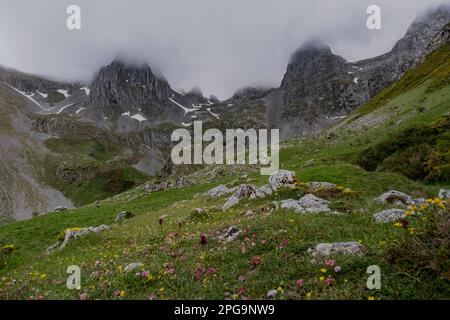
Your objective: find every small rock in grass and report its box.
[373,209,406,223]
[308,182,337,192]
[267,290,278,298]
[309,242,366,257]
[114,211,134,222]
[124,262,143,272]
[438,189,450,200]
[280,194,332,214]
[220,226,241,242]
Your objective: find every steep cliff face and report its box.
[89,60,172,114]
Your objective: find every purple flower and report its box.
[325,259,336,267]
[296,279,305,288]
[334,266,342,273]
[200,234,207,246]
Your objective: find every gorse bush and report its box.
[355,116,450,183]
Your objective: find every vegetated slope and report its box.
[0,43,449,300]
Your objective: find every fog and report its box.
[0,0,447,99]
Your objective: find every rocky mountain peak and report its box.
[89,59,172,113]
[391,4,450,58]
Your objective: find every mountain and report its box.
[259,5,450,137]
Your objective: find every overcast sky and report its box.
[0,0,448,99]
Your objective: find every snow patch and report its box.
[6,84,48,110]
[57,89,70,98]
[207,108,220,119]
[56,103,75,114]
[121,111,147,122]
[80,87,90,95]
[37,91,48,98]
[169,98,196,114]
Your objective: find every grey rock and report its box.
[220,226,242,242]
[205,185,237,198]
[373,209,406,223]
[268,170,297,191]
[115,211,133,222]
[280,194,331,213]
[124,262,143,272]
[267,290,278,298]
[255,184,273,198]
[56,225,110,251]
[438,189,450,200]
[375,190,413,205]
[222,184,257,210]
[309,181,337,192]
[309,242,366,257]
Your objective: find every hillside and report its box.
[0,42,449,299]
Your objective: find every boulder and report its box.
[373,209,406,223]
[375,190,413,205]
[280,194,331,213]
[50,225,110,251]
[309,242,366,257]
[267,290,278,298]
[205,185,237,198]
[255,184,273,198]
[222,184,257,210]
[268,170,297,191]
[438,189,450,200]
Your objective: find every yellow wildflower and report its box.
[320,268,327,273]
[393,222,403,228]
[368,296,376,300]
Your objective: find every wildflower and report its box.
[159,217,164,225]
[393,222,403,228]
[296,279,305,288]
[238,275,246,282]
[325,276,335,287]
[319,276,325,281]
[206,267,217,275]
[251,256,262,267]
[200,234,207,246]
[113,290,126,298]
[334,266,342,273]
[378,240,386,247]
[159,287,165,293]
[117,266,123,272]
[237,287,247,296]
[367,296,375,300]
[79,293,88,300]
[400,219,409,228]
[325,259,336,267]
[277,286,284,294]
[320,268,327,273]
[306,292,312,300]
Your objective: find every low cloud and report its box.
[0,0,447,99]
